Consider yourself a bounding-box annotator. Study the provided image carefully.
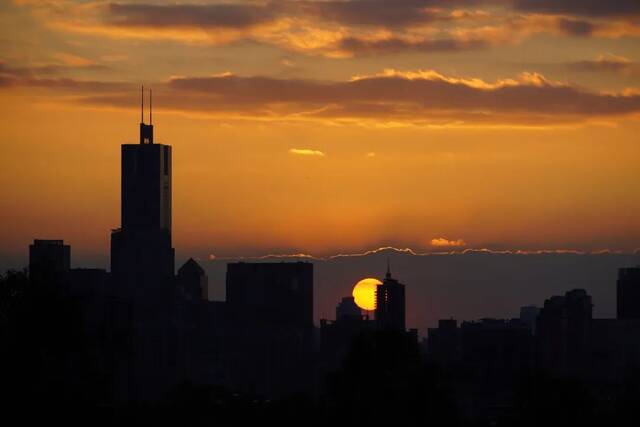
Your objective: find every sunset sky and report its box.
[1,0,639,269]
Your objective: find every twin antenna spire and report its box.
[139,85,154,144]
[141,85,152,125]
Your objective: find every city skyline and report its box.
[3,2,640,422]
[1,89,638,334]
[0,84,637,335]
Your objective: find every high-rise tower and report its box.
[111,87,174,292]
[375,260,406,331]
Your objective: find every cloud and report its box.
[289,148,326,157]
[3,62,639,125]
[555,17,595,36]
[298,0,441,27]
[106,2,278,29]
[15,0,640,58]
[568,54,639,74]
[431,238,467,247]
[0,62,129,90]
[0,59,109,79]
[161,70,640,124]
[512,0,640,17]
[105,1,474,30]
[336,35,488,56]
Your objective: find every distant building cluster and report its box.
[424,272,640,384]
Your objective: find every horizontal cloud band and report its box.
[3,63,639,125]
[159,70,640,122]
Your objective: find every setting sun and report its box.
[352,278,383,311]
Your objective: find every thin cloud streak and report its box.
[431,238,467,247]
[289,148,326,157]
[568,54,640,75]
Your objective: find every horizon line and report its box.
[206,246,640,262]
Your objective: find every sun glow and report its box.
[352,278,383,311]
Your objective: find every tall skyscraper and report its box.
[617,266,640,320]
[110,88,174,292]
[375,261,406,331]
[108,89,176,401]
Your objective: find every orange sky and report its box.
[1,1,639,267]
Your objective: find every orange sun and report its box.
[352,277,383,311]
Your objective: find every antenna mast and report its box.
[141,84,144,123]
[150,89,152,125]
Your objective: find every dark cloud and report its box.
[5,58,638,123]
[17,78,132,92]
[164,73,640,118]
[105,1,489,30]
[107,2,278,28]
[299,0,440,27]
[0,61,110,77]
[568,56,638,74]
[337,36,488,55]
[556,18,595,36]
[0,62,124,91]
[513,0,640,17]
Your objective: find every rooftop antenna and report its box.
[149,88,152,125]
[386,256,392,279]
[139,85,154,144]
[141,84,144,123]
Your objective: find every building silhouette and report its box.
[29,239,70,285]
[320,296,371,373]
[110,88,174,294]
[107,89,177,400]
[427,318,459,364]
[177,258,208,301]
[225,262,315,396]
[617,266,640,319]
[375,261,406,331]
[226,262,313,330]
[536,289,593,376]
[336,296,361,320]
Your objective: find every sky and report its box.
[1,0,640,274]
[203,249,640,334]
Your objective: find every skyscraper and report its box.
[108,89,176,400]
[110,88,174,292]
[375,261,406,331]
[617,266,640,320]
